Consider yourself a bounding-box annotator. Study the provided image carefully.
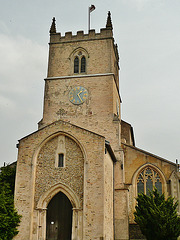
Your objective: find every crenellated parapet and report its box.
[49,27,113,44]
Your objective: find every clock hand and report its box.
[77,91,83,102]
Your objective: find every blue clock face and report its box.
[69,86,88,105]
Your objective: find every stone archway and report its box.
[36,183,82,240]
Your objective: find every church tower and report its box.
[14,13,129,240]
[39,12,121,150]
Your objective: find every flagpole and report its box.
[88,6,90,32]
[88,5,95,32]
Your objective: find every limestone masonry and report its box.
[14,12,180,240]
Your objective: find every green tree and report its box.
[134,188,180,240]
[0,165,21,240]
[0,165,16,192]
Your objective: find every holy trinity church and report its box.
[14,13,180,240]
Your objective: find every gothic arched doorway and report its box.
[46,191,73,240]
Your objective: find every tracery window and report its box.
[137,167,162,195]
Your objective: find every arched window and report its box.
[81,56,86,73]
[137,167,162,195]
[74,57,79,73]
[71,48,88,74]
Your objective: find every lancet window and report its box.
[58,153,64,167]
[81,56,86,73]
[74,57,79,73]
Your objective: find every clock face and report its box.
[69,86,88,105]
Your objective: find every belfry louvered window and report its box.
[81,56,86,73]
[74,55,86,74]
[137,167,162,195]
[74,57,79,73]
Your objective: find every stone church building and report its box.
[14,12,180,240]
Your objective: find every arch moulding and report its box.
[69,47,89,59]
[37,182,81,210]
[35,182,82,240]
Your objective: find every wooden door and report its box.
[46,192,73,240]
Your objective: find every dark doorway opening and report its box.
[46,191,73,240]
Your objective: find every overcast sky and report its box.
[0,0,180,167]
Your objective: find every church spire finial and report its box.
[50,17,56,34]
[106,11,113,30]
